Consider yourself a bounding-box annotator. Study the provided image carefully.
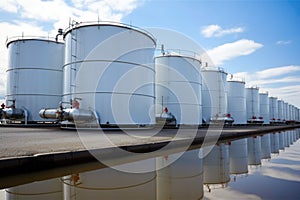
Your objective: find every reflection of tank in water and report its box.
[260,134,271,159]
[229,138,248,175]
[247,136,261,165]
[62,159,156,200]
[6,178,62,200]
[203,144,230,191]
[278,132,285,150]
[270,133,279,154]
[156,149,204,200]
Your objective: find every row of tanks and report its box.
[0,21,299,127]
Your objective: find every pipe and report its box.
[62,108,95,122]
[39,109,59,119]
[2,108,25,119]
[55,28,63,42]
[39,108,96,122]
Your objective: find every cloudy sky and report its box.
[0,0,299,107]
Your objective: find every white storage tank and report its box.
[284,102,289,121]
[227,76,246,124]
[277,100,284,123]
[246,87,261,123]
[63,159,156,200]
[4,37,64,123]
[270,133,279,154]
[155,54,202,125]
[260,134,271,159]
[202,67,229,124]
[288,104,293,121]
[259,92,270,124]
[6,178,62,200]
[269,97,278,123]
[296,108,300,122]
[229,138,248,174]
[62,22,156,125]
[292,106,296,121]
[247,136,261,165]
[156,149,204,200]
[203,144,230,185]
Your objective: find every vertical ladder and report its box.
[218,70,221,116]
[70,26,78,102]
[13,41,20,99]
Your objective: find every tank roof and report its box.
[6,36,64,48]
[63,21,156,44]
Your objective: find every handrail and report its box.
[201,66,227,73]
[6,35,64,47]
[63,20,156,43]
[227,74,245,83]
[155,47,201,61]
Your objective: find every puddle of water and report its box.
[2,129,300,200]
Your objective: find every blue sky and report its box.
[0,0,299,107]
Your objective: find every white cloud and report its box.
[263,85,300,107]
[0,0,143,100]
[276,40,291,45]
[236,65,300,85]
[256,65,300,79]
[201,24,244,38]
[205,39,263,66]
[234,66,300,107]
[0,0,19,13]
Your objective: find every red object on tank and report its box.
[164,107,168,113]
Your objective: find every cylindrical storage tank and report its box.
[284,102,289,121]
[246,87,260,122]
[270,133,279,154]
[292,106,296,121]
[6,178,62,200]
[6,38,64,122]
[277,100,284,122]
[247,136,261,165]
[229,138,248,174]
[63,159,156,200]
[155,55,202,125]
[260,134,271,159]
[296,108,300,122]
[63,22,156,125]
[227,79,246,124]
[279,132,285,150]
[156,149,203,200]
[288,104,293,121]
[259,92,269,124]
[282,101,286,122]
[201,67,227,124]
[203,144,230,185]
[269,97,278,123]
